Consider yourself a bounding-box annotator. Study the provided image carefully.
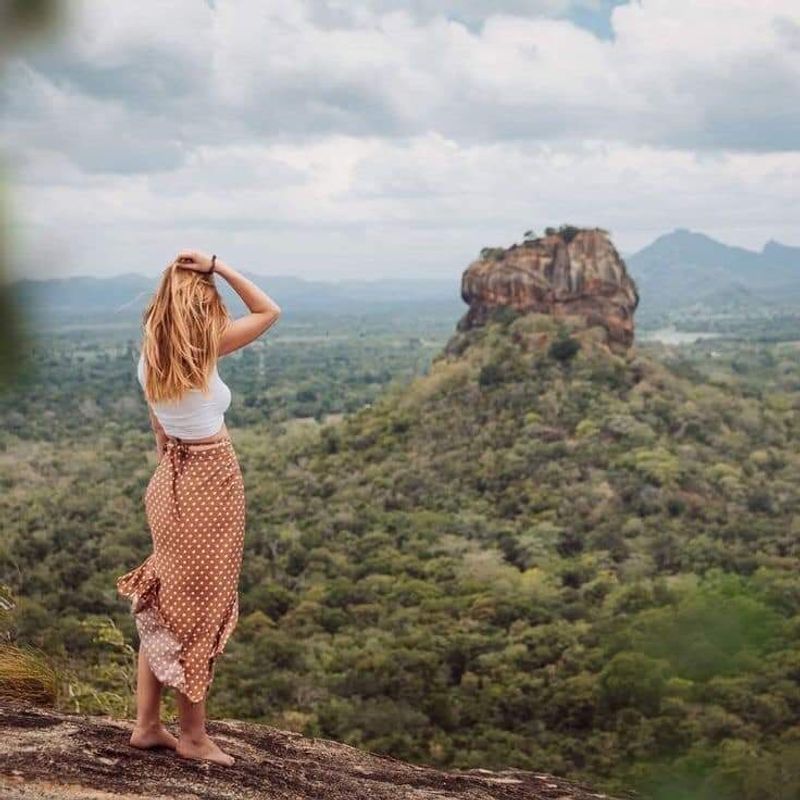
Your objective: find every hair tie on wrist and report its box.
[210,254,217,274]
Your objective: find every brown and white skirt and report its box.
[116,434,246,703]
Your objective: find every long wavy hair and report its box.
[139,262,231,403]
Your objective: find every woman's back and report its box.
[137,353,231,439]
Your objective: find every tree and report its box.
[598,652,670,716]
[549,331,581,364]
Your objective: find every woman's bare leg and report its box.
[175,691,235,766]
[129,649,178,750]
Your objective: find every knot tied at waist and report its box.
[163,436,231,515]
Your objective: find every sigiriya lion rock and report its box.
[457,226,640,353]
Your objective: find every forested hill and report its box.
[218,311,796,798]
[2,296,798,798]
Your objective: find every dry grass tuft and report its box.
[0,644,59,707]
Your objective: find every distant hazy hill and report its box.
[626,228,800,320]
[10,229,799,329]
[9,272,461,327]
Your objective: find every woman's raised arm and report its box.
[174,251,282,357]
[213,259,281,356]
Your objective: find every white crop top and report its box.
[137,353,232,439]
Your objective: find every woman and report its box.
[116,251,281,766]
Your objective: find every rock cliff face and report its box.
[457,228,639,351]
[0,702,629,800]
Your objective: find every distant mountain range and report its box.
[9,273,463,327]
[8,229,800,328]
[625,228,800,321]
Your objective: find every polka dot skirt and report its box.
[116,435,246,703]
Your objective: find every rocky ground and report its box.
[0,702,634,800]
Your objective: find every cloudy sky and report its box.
[2,0,799,281]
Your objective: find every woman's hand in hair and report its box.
[174,250,214,273]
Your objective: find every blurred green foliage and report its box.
[0,0,61,388]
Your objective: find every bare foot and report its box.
[176,733,235,766]
[129,722,179,751]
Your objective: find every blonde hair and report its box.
[139,262,231,403]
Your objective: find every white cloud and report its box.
[7,0,798,154]
[8,134,798,280]
[1,0,798,279]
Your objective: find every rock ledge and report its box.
[0,702,632,800]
